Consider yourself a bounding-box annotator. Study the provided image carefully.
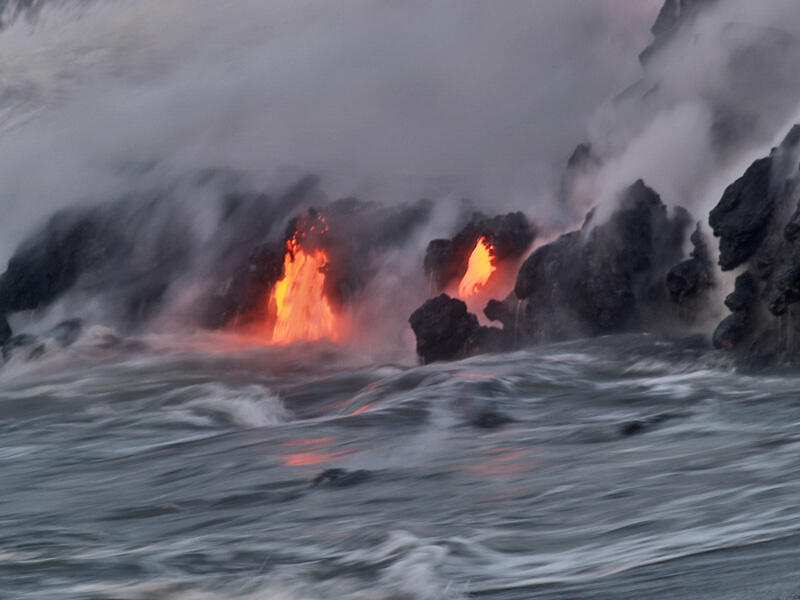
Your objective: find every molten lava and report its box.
[458,236,497,298]
[270,231,339,344]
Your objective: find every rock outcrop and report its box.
[408,294,481,364]
[512,180,692,343]
[709,156,775,271]
[205,197,434,329]
[666,223,714,308]
[408,180,695,362]
[424,212,536,293]
[707,125,800,368]
[712,272,758,351]
[640,0,719,66]
[0,208,120,316]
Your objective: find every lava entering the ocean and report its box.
[270,219,340,344]
[458,236,497,298]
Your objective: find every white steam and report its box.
[582,0,800,223]
[0,0,660,262]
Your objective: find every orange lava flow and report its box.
[270,235,338,344]
[458,236,497,298]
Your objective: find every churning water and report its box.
[3,333,800,599]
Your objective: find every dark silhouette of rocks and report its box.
[666,224,714,307]
[409,294,478,363]
[206,197,434,329]
[513,180,691,343]
[709,157,774,271]
[424,212,536,293]
[408,294,482,364]
[707,125,800,368]
[640,0,719,66]
[712,272,758,351]
[0,316,10,346]
[0,208,119,315]
[409,180,694,362]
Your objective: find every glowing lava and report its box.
[270,232,338,344]
[458,236,497,298]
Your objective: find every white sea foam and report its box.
[169,383,292,429]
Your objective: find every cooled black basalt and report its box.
[202,241,286,329]
[513,180,692,342]
[409,180,694,363]
[408,294,481,364]
[424,211,536,293]
[706,125,800,368]
[0,208,118,315]
[666,224,714,305]
[709,157,774,271]
[0,317,10,347]
[207,196,434,329]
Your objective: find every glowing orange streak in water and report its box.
[280,436,354,467]
[281,437,337,447]
[462,448,539,477]
[271,236,338,344]
[458,236,497,298]
[283,450,353,467]
[350,402,375,416]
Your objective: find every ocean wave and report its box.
[160,383,292,429]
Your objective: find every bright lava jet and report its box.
[458,236,497,298]
[270,222,339,344]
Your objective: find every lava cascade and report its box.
[270,219,339,344]
[458,236,497,298]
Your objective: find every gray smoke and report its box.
[0,0,660,264]
[578,0,800,225]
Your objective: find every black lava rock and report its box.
[769,265,800,316]
[640,0,718,65]
[483,298,515,328]
[409,294,480,364]
[203,241,286,329]
[712,272,758,351]
[0,317,10,347]
[411,180,695,363]
[0,208,117,315]
[666,224,714,305]
[666,258,708,304]
[725,272,758,313]
[207,196,433,329]
[514,180,692,342]
[424,212,536,293]
[712,313,749,350]
[705,125,800,367]
[709,157,774,271]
